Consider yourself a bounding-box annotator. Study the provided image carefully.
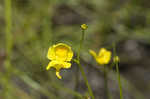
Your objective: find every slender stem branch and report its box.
[5,0,12,55]
[75,29,95,99]
[3,0,12,98]
[77,62,95,99]
[116,62,123,99]
[113,43,123,99]
[104,66,112,99]
[74,64,80,99]
[77,30,85,60]
[104,66,108,99]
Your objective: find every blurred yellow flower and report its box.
[113,56,120,63]
[81,24,88,30]
[89,48,111,65]
[46,43,73,79]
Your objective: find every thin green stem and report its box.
[74,64,80,99]
[103,66,112,99]
[74,30,85,99]
[116,62,123,99]
[3,0,13,98]
[77,62,95,99]
[75,29,95,99]
[113,43,123,99]
[104,66,108,99]
[77,30,85,60]
[5,0,12,56]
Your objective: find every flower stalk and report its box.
[113,43,123,99]
[104,66,108,99]
[75,24,95,99]
[3,0,13,98]
[103,66,112,99]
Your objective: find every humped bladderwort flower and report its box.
[89,48,111,65]
[46,43,73,79]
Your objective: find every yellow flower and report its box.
[89,48,111,65]
[46,43,73,79]
[81,24,88,30]
[113,56,120,63]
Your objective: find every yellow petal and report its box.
[89,49,97,59]
[46,61,60,70]
[66,49,73,62]
[47,43,73,62]
[47,45,56,60]
[98,48,107,57]
[97,49,111,64]
[46,61,53,70]
[62,62,71,69]
[56,71,62,79]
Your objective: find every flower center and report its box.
[55,46,69,61]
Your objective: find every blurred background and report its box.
[0,0,150,99]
